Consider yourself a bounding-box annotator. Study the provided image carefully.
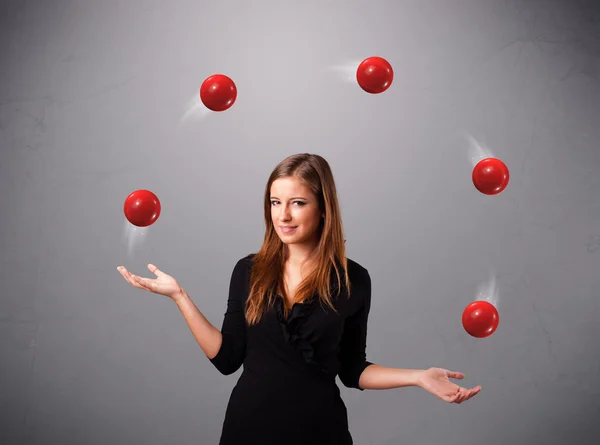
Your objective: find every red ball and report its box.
[472,158,510,195]
[462,300,499,338]
[124,190,161,227]
[200,74,237,112]
[356,56,394,94]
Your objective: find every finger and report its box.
[118,267,141,287]
[118,266,136,279]
[468,387,481,399]
[447,393,460,403]
[461,387,480,402]
[453,389,468,404]
[120,268,153,292]
[446,389,461,403]
[451,390,463,404]
[117,267,158,294]
[461,392,475,403]
[446,371,464,380]
[147,264,165,277]
[125,272,151,291]
[132,275,158,292]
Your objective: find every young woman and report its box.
[118,153,481,444]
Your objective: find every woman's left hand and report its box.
[417,367,481,404]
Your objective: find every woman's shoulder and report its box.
[227,254,257,286]
[232,253,257,271]
[236,253,256,264]
[345,257,369,276]
[344,258,371,291]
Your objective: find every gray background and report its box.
[2,0,599,444]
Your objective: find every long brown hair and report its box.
[245,153,351,325]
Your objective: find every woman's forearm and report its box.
[174,291,223,359]
[358,364,424,390]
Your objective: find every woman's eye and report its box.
[270,200,305,206]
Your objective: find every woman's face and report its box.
[270,176,322,247]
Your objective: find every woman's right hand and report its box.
[117,264,185,302]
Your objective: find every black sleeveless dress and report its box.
[209,254,373,444]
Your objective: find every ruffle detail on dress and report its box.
[273,259,345,372]
[274,296,320,369]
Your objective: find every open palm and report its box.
[419,367,481,404]
[117,264,183,301]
